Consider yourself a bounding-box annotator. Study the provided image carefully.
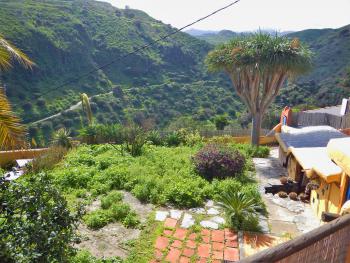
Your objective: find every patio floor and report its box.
[151,218,239,262]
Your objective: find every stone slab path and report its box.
[155,200,225,230]
[254,147,321,236]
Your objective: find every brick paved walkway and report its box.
[151,218,239,262]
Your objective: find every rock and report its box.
[207,208,220,215]
[258,216,270,233]
[205,200,214,207]
[181,213,195,228]
[189,208,206,214]
[155,211,169,221]
[210,216,225,224]
[200,220,219,229]
[170,210,182,220]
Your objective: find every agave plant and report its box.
[51,128,72,149]
[80,93,93,126]
[217,189,261,231]
[0,35,34,150]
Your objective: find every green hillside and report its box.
[1,0,350,144]
[276,25,350,108]
[196,30,239,45]
[0,0,222,123]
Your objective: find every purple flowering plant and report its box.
[192,143,246,180]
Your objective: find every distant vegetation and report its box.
[0,0,349,145]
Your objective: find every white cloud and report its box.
[101,0,350,31]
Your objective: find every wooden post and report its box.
[338,172,349,213]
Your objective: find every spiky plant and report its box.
[0,35,34,149]
[217,189,261,231]
[80,93,93,126]
[206,33,313,145]
[51,128,72,149]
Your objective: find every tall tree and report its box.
[0,35,34,149]
[206,34,312,145]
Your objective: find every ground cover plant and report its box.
[50,142,267,211]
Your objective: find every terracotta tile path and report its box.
[151,218,239,262]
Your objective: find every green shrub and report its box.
[75,189,88,198]
[71,249,123,263]
[101,191,123,209]
[132,183,153,203]
[179,129,203,146]
[165,131,182,146]
[83,210,109,230]
[108,203,131,221]
[121,125,147,156]
[146,130,164,146]
[122,212,140,228]
[233,144,270,158]
[0,173,82,262]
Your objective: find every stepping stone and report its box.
[155,211,169,221]
[181,213,195,228]
[189,207,206,214]
[205,200,214,207]
[211,216,225,224]
[200,220,219,229]
[207,208,220,215]
[170,209,183,220]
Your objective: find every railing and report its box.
[239,213,350,263]
[199,128,269,138]
[292,111,350,129]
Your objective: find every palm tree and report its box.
[206,34,312,145]
[0,35,34,70]
[0,90,26,149]
[0,35,34,150]
[217,190,262,231]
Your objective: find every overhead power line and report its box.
[38,0,241,98]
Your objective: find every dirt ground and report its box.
[76,191,154,258]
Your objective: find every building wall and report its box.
[0,148,48,168]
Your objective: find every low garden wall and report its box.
[0,148,48,168]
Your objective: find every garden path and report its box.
[254,147,321,237]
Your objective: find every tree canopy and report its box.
[206,33,313,144]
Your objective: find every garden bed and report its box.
[47,143,268,261]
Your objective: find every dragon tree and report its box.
[206,33,312,145]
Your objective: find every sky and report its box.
[101,0,350,32]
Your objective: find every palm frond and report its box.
[0,35,35,71]
[0,90,27,150]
